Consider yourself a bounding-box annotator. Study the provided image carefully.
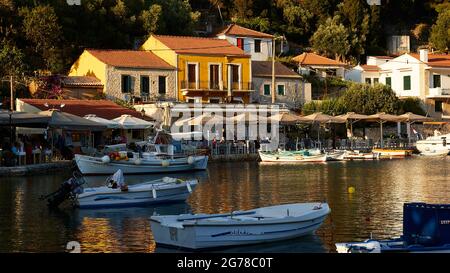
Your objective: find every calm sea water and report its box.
[0,157,449,253]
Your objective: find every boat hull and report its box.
[258,151,327,162]
[77,181,197,209]
[74,154,208,175]
[372,149,413,158]
[150,203,330,250]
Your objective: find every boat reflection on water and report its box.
[154,234,327,253]
[72,203,192,253]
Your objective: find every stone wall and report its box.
[105,66,177,102]
[251,76,310,109]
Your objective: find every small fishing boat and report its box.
[74,153,208,175]
[42,170,198,209]
[343,150,380,160]
[258,150,327,163]
[372,148,413,158]
[335,203,450,253]
[325,150,346,161]
[150,203,330,250]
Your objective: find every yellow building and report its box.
[140,35,253,103]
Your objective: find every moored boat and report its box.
[43,170,198,209]
[76,177,198,209]
[372,148,413,158]
[343,150,380,160]
[150,202,330,250]
[74,154,208,175]
[335,203,450,253]
[416,133,450,156]
[258,150,327,162]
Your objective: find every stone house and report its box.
[69,49,177,102]
[251,61,311,109]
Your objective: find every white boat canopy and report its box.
[84,114,121,129]
[112,114,154,129]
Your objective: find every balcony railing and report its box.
[428,87,450,97]
[181,81,253,91]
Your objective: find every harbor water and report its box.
[0,156,449,253]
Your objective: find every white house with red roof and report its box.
[215,24,274,61]
[347,49,450,118]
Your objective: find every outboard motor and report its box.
[40,172,85,208]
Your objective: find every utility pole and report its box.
[271,38,276,104]
[10,75,14,111]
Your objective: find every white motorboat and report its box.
[150,203,330,250]
[416,133,450,156]
[258,150,327,163]
[336,203,450,253]
[74,154,208,175]
[76,177,197,209]
[43,170,198,209]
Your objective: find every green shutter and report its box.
[403,76,411,90]
[277,85,285,96]
[263,84,270,95]
[386,77,391,86]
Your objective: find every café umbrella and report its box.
[366,112,403,148]
[335,112,370,137]
[398,112,432,145]
[112,114,154,129]
[84,114,120,129]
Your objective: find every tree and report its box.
[339,83,400,115]
[19,5,63,72]
[429,3,450,52]
[310,16,350,61]
[0,40,25,77]
[141,4,163,35]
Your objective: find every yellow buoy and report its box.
[348,186,356,194]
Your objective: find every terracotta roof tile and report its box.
[410,53,450,68]
[86,49,175,69]
[152,35,249,56]
[252,61,301,78]
[292,52,347,67]
[19,99,153,121]
[216,24,274,39]
[360,65,380,71]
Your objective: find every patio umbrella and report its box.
[335,112,370,138]
[84,114,120,129]
[0,111,50,127]
[366,112,403,148]
[398,112,432,145]
[269,112,310,124]
[112,114,154,129]
[39,110,107,131]
[302,112,344,149]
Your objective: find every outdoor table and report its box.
[17,152,26,165]
[32,149,41,164]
